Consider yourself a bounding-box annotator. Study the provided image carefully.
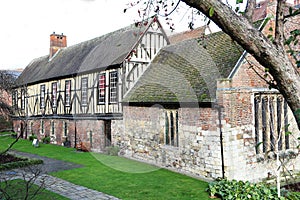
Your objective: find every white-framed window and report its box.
[97,73,106,104]
[81,77,88,106]
[109,71,118,103]
[52,82,58,108]
[254,94,289,154]
[40,84,45,109]
[65,80,71,107]
[165,110,179,147]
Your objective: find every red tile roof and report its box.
[169,26,206,44]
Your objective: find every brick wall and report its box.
[13,118,110,152]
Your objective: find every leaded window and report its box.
[40,85,45,109]
[21,89,25,110]
[81,77,88,106]
[12,90,18,109]
[64,121,68,137]
[51,121,55,136]
[97,73,106,104]
[65,80,71,106]
[109,71,118,103]
[41,120,45,135]
[52,82,57,108]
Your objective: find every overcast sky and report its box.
[0,0,204,70]
[0,0,292,70]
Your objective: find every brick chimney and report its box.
[49,32,67,58]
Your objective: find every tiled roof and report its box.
[253,0,268,22]
[123,32,243,103]
[169,26,206,44]
[16,20,152,86]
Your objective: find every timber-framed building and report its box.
[12,16,169,151]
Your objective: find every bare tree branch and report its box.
[275,0,285,46]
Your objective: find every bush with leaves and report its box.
[206,178,298,199]
[28,134,37,141]
[42,136,50,144]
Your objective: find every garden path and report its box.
[1,150,120,200]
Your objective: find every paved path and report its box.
[1,150,120,200]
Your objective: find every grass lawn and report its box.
[0,179,68,200]
[0,135,210,200]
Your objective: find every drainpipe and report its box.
[216,104,225,179]
[74,120,77,148]
[73,76,77,149]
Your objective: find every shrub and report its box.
[63,138,71,147]
[28,134,37,141]
[42,136,50,144]
[10,132,17,138]
[206,178,286,199]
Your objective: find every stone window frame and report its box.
[81,77,88,107]
[165,109,179,147]
[51,121,55,136]
[97,73,106,104]
[40,84,46,109]
[109,71,118,104]
[65,80,71,107]
[63,121,68,137]
[254,93,289,155]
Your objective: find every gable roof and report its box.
[123,32,243,104]
[16,17,161,86]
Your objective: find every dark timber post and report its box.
[216,104,225,179]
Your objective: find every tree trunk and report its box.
[182,0,300,129]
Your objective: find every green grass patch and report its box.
[0,132,14,137]
[0,136,210,200]
[0,179,68,200]
[92,153,159,173]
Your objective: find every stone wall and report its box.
[114,105,224,180]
